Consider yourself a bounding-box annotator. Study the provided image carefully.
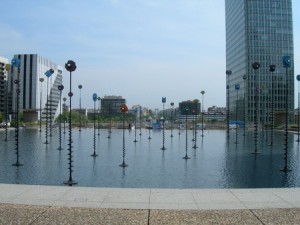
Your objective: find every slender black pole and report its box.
[97,97,101,136]
[296,75,300,142]
[235,84,239,144]
[44,77,49,144]
[133,109,138,142]
[226,70,232,139]
[170,102,174,138]
[108,104,111,139]
[281,66,290,172]
[39,78,44,133]
[57,85,64,150]
[183,109,190,159]
[251,62,260,155]
[50,76,53,137]
[12,66,23,167]
[243,75,247,136]
[161,99,166,150]
[201,91,205,137]
[139,106,142,135]
[148,117,152,140]
[119,111,128,167]
[4,81,8,141]
[64,60,77,186]
[91,98,98,157]
[78,85,82,132]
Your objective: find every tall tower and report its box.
[9,54,63,122]
[225,0,294,124]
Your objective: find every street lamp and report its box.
[281,56,291,172]
[251,62,260,155]
[39,77,44,133]
[63,97,67,134]
[296,74,300,143]
[78,84,82,131]
[91,93,98,157]
[183,108,190,160]
[64,60,77,186]
[201,90,205,137]
[44,68,54,144]
[161,97,166,150]
[133,108,138,143]
[226,70,232,138]
[269,65,276,146]
[11,57,23,167]
[57,84,64,150]
[120,103,128,167]
[235,84,240,144]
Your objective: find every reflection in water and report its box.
[0,128,299,188]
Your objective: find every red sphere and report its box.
[68,92,73,97]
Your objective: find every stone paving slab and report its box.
[2,204,300,224]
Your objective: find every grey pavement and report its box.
[1,184,300,224]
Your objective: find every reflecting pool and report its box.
[0,127,300,188]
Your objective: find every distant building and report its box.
[207,106,226,115]
[101,95,126,114]
[0,56,9,116]
[178,100,200,122]
[9,54,63,122]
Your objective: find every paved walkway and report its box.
[1,184,300,224]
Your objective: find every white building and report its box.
[0,56,9,115]
[9,54,63,122]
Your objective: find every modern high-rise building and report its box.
[225,0,294,124]
[9,54,63,122]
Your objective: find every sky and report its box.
[0,0,299,110]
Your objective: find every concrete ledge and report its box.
[1,184,300,224]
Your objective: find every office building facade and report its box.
[101,95,126,114]
[225,0,294,123]
[0,56,9,116]
[9,54,63,122]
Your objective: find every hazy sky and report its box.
[1,0,299,110]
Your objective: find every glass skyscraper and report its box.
[225,0,294,124]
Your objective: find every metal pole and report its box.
[12,58,23,167]
[235,84,240,144]
[133,109,138,142]
[57,85,64,150]
[91,93,98,157]
[39,78,44,133]
[64,60,77,186]
[78,85,82,132]
[139,106,142,135]
[251,62,260,155]
[226,70,232,138]
[161,97,166,150]
[243,75,247,136]
[201,91,205,137]
[296,75,300,142]
[183,108,190,159]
